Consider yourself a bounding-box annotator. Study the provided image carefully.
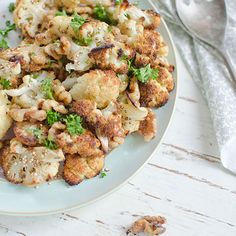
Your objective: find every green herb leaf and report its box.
[73,36,93,46]
[8,2,15,13]
[55,9,67,16]
[0,78,11,89]
[64,114,84,136]
[43,138,58,150]
[41,78,54,100]
[0,38,8,49]
[70,13,87,32]
[46,110,62,126]
[115,0,123,5]
[131,64,158,83]
[0,21,16,37]
[100,171,107,178]
[93,5,116,25]
[27,127,42,140]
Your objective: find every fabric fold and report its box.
[150,0,236,172]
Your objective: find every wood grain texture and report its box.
[0,50,235,236]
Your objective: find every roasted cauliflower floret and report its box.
[138,109,157,141]
[14,122,48,146]
[72,100,125,152]
[14,0,55,38]
[2,139,65,186]
[68,70,120,109]
[110,2,161,29]
[88,43,134,74]
[134,30,169,60]
[0,43,53,72]
[6,71,55,108]
[63,154,104,186]
[139,80,169,108]
[56,130,104,157]
[0,92,13,139]
[156,66,174,92]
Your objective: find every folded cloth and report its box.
[150,0,236,173]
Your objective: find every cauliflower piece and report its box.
[8,106,47,122]
[110,2,161,30]
[139,80,169,108]
[0,43,53,72]
[72,100,125,152]
[14,122,48,146]
[88,43,134,74]
[55,0,78,9]
[134,30,169,61]
[80,0,113,5]
[68,70,120,109]
[56,129,104,157]
[0,92,13,139]
[0,59,21,88]
[63,154,104,186]
[156,66,174,92]
[127,216,166,235]
[35,15,77,45]
[117,19,144,43]
[6,71,55,108]
[2,139,65,186]
[65,42,92,72]
[138,109,157,141]
[14,0,55,38]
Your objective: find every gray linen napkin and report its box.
[150,0,236,172]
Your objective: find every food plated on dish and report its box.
[0,0,174,187]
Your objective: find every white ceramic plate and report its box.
[0,0,178,216]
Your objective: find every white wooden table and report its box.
[0,50,235,236]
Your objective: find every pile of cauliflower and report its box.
[0,0,174,187]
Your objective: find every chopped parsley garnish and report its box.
[131,64,158,83]
[64,114,84,136]
[93,5,116,25]
[46,110,62,126]
[100,168,109,178]
[74,37,93,46]
[0,21,16,37]
[27,127,42,140]
[70,13,87,32]
[100,171,107,178]
[0,38,8,49]
[41,78,54,100]
[43,138,58,150]
[8,3,15,13]
[0,78,11,89]
[55,9,67,16]
[115,0,123,5]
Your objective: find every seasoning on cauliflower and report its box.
[68,70,120,109]
[0,43,54,73]
[72,99,125,152]
[63,154,104,186]
[88,43,134,74]
[0,92,13,139]
[139,80,169,108]
[14,0,55,38]
[56,129,104,157]
[138,109,157,142]
[2,139,65,186]
[14,122,48,146]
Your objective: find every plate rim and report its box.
[0,16,179,216]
